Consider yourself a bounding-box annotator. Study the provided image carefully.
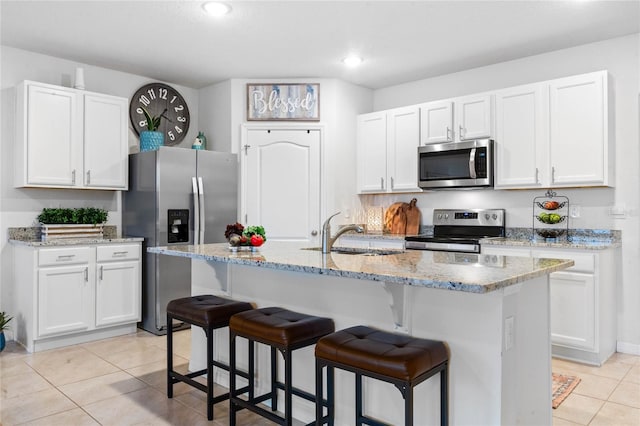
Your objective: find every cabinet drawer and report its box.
[533,250,595,273]
[96,244,139,262]
[38,247,91,267]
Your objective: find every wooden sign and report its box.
[247,83,320,121]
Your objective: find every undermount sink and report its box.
[302,247,404,256]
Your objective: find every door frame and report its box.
[239,123,326,233]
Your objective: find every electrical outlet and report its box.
[570,205,581,218]
[505,316,515,351]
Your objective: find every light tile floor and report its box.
[1,329,638,425]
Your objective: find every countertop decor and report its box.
[8,226,142,246]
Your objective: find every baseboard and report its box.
[617,341,640,355]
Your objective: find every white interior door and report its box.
[243,128,321,244]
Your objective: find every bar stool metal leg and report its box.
[441,363,448,426]
[229,331,237,426]
[206,327,214,421]
[271,346,278,412]
[167,314,174,399]
[284,349,293,426]
[355,372,363,426]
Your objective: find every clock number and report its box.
[174,105,184,112]
[175,125,183,134]
[170,95,177,104]
[139,95,150,107]
[136,107,143,114]
[147,89,156,100]
[177,116,186,122]
[168,131,175,141]
[139,120,147,127]
[159,88,167,100]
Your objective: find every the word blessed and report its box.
[251,89,317,114]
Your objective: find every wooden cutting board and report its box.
[384,198,420,235]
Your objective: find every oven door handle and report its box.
[468,148,477,179]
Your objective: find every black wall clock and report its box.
[129,83,190,145]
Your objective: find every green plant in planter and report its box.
[140,106,162,131]
[0,311,12,332]
[38,208,108,225]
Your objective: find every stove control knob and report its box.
[444,214,449,219]
[485,213,490,220]
[492,214,498,220]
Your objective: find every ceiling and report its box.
[1,1,639,90]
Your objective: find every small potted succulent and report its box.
[225,223,266,251]
[0,311,13,352]
[139,106,164,152]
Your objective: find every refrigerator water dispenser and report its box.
[168,209,189,243]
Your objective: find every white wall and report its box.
[0,46,200,318]
[369,34,640,351]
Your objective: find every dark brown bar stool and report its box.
[229,307,335,426]
[166,295,253,421]
[315,325,449,426]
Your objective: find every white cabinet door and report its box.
[419,101,453,144]
[357,112,387,193]
[96,261,141,327]
[83,94,128,189]
[26,84,79,187]
[387,106,420,192]
[494,84,546,188]
[38,265,91,337]
[455,94,492,141]
[549,71,608,186]
[550,271,596,350]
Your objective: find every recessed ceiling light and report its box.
[343,55,363,68]
[203,2,231,17]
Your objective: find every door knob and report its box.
[311,230,318,236]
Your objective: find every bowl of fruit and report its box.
[225,223,267,251]
[535,200,567,211]
[536,212,565,224]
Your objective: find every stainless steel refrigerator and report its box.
[123,147,237,335]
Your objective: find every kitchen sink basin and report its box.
[302,247,404,256]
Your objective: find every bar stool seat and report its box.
[315,325,449,426]
[229,307,335,425]
[166,295,253,421]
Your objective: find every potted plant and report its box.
[139,106,164,152]
[37,207,108,240]
[0,311,13,352]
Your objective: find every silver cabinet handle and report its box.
[112,251,128,256]
[99,265,103,280]
[468,148,477,179]
[380,177,384,190]
[84,267,88,282]
[56,254,75,261]
[72,169,76,184]
[535,168,539,184]
[459,125,465,140]
[311,230,318,236]
[86,170,91,184]
[551,166,556,183]
[390,177,394,189]
[446,126,452,141]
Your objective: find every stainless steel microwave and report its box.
[418,139,493,189]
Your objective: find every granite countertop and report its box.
[10,237,144,247]
[481,228,621,250]
[148,241,573,294]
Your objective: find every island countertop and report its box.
[148,242,573,294]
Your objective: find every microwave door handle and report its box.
[468,148,477,179]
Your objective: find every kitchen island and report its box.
[149,242,573,425]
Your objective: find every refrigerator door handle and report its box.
[192,177,200,244]
[197,177,205,244]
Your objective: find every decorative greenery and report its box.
[37,208,108,225]
[140,106,162,131]
[243,225,267,241]
[0,311,13,331]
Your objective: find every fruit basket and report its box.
[533,191,569,240]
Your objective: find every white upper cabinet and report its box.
[357,106,420,194]
[15,81,128,190]
[494,83,546,189]
[419,94,492,145]
[549,71,610,187]
[454,94,493,141]
[83,94,128,189]
[419,100,453,144]
[495,71,611,189]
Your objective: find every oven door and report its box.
[418,139,493,189]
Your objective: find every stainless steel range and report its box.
[405,208,505,253]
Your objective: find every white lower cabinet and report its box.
[482,244,616,365]
[13,242,141,352]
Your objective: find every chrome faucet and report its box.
[321,212,364,254]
